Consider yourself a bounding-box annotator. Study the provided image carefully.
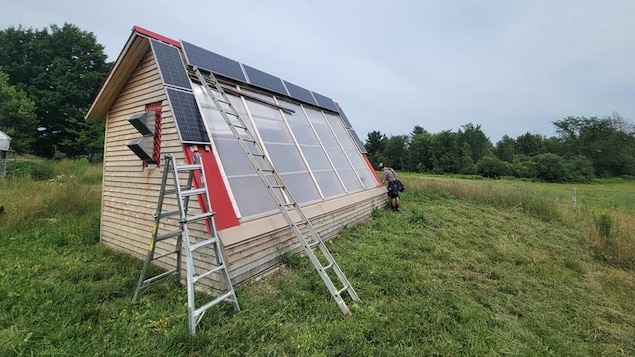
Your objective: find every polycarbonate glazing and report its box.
[228,175,279,217]
[301,146,333,170]
[289,121,321,145]
[338,168,364,192]
[280,172,321,203]
[266,143,307,173]
[214,138,258,176]
[244,97,321,203]
[254,117,294,143]
[313,171,346,197]
[194,82,374,219]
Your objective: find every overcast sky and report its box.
[2,0,634,143]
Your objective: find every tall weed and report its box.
[588,210,635,269]
[0,159,101,230]
[408,177,561,222]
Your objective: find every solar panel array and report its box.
[284,81,318,106]
[151,40,191,90]
[333,103,365,153]
[349,130,367,154]
[312,92,339,112]
[151,37,365,152]
[335,102,352,128]
[180,39,340,113]
[243,65,287,96]
[182,40,247,82]
[166,88,210,144]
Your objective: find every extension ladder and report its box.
[132,152,240,334]
[191,66,360,315]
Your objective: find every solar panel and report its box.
[283,80,318,105]
[150,40,191,90]
[334,103,352,128]
[244,65,287,96]
[312,92,339,112]
[181,40,247,83]
[166,88,210,144]
[349,129,368,153]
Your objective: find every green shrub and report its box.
[535,153,566,182]
[564,156,595,183]
[476,155,511,178]
[6,160,57,180]
[511,157,537,178]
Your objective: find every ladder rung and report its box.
[193,265,225,283]
[153,249,180,261]
[336,285,350,296]
[141,269,179,286]
[308,240,320,249]
[175,164,202,171]
[269,184,285,189]
[158,209,180,219]
[193,291,235,318]
[241,137,257,144]
[281,202,297,208]
[189,239,217,252]
[181,188,207,197]
[156,230,182,241]
[183,211,215,223]
[322,261,334,270]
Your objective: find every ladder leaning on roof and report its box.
[190,65,360,315]
[132,152,240,335]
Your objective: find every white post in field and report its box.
[572,187,577,211]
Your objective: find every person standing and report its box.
[378,162,401,212]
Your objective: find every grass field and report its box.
[0,160,633,356]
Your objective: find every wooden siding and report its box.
[100,46,189,266]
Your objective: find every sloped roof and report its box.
[86,26,178,120]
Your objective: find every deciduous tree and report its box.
[0,24,110,157]
[0,69,38,153]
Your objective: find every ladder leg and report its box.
[132,239,157,302]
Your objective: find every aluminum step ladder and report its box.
[190,66,360,315]
[132,152,240,334]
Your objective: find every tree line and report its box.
[366,115,635,182]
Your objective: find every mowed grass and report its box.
[0,161,633,356]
